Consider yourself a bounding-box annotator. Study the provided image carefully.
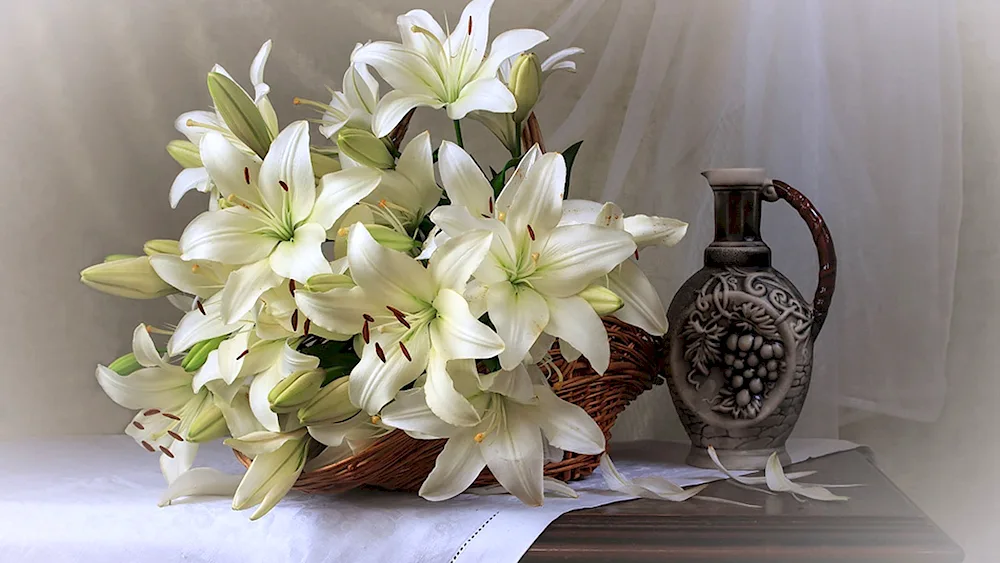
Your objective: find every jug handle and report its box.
[763,179,837,338]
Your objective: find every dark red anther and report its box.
[399,341,412,361]
[243,167,250,184]
[195,299,206,315]
[159,446,175,458]
[362,321,370,344]
[386,306,410,328]
[303,318,311,336]
[468,17,473,34]
[162,413,181,421]
[291,309,299,331]
[375,342,386,363]
[236,349,250,361]
[488,197,494,214]
[288,279,296,296]
[142,409,160,416]
[141,441,155,452]
[527,224,536,241]
[363,313,375,323]
[167,431,184,441]
[132,421,145,430]
[279,180,289,192]
[634,249,639,260]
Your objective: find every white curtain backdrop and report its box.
[0,0,967,441]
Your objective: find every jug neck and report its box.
[702,169,772,268]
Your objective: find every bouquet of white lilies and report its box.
[81,0,686,520]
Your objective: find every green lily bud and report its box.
[181,335,228,371]
[187,403,228,443]
[297,377,355,424]
[166,139,203,168]
[305,273,355,293]
[336,128,394,169]
[310,150,342,178]
[508,53,542,124]
[108,353,142,376]
[206,71,272,159]
[143,239,181,256]
[269,369,326,413]
[579,285,624,316]
[80,256,176,300]
[367,225,420,252]
[104,254,138,262]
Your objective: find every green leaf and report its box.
[207,71,273,159]
[490,156,522,197]
[561,140,583,199]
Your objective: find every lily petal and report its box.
[294,286,368,335]
[477,28,549,80]
[132,324,163,368]
[149,255,228,299]
[532,381,605,454]
[199,132,263,208]
[437,140,493,217]
[608,260,668,336]
[543,294,610,374]
[447,77,516,121]
[370,89,445,138]
[169,167,212,209]
[624,215,688,248]
[221,259,283,324]
[258,121,316,224]
[179,207,279,265]
[169,293,247,355]
[504,152,565,246]
[419,433,488,501]
[481,401,544,506]
[226,429,307,456]
[232,435,309,520]
[379,388,456,439]
[429,229,493,294]
[158,467,243,507]
[424,350,481,427]
[311,167,382,230]
[488,282,549,370]
[349,329,430,415]
[531,224,635,298]
[95,365,192,411]
[347,223,435,311]
[268,223,332,283]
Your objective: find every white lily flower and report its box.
[429,143,636,371]
[228,429,310,520]
[318,44,381,139]
[238,340,321,433]
[96,324,215,482]
[365,131,442,231]
[352,0,548,136]
[380,363,604,505]
[178,121,381,324]
[559,200,688,336]
[346,223,504,426]
[170,41,277,208]
[148,255,235,300]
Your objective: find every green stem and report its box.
[510,120,522,160]
[453,119,465,148]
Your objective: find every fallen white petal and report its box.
[158,467,243,507]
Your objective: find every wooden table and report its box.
[524,448,963,562]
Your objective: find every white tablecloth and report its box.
[0,436,857,562]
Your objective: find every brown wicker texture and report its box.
[234,112,662,492]
[236,317,661,493]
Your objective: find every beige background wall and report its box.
[1,1,997,561]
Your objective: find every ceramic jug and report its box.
[664,168,836,470]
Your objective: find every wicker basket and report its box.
[236,113,664,493]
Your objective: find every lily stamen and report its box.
[236,349,250,360]
[167,431,184,441]
[488,197,494,214]
[195,300,206,315]
[291,309,299,331]
[141,441,155,452]
[386,305,411,328]
[303,318,311,336]
[132,421,145,430]
[191,264,200,273]
[159,446,175,458]
[531,252,539,263]
[375,342,387,363]
[162,413,181,421]
[288,279,296,296]
[279,180,289,192]
[399,341,412,361]
[363,313,375,323]
[362,321,371,344]
[143,409,160,416]
[474,432,486,443]
[527,224,536,240]
[244,167,250,184]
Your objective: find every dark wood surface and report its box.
[524,447,963,563]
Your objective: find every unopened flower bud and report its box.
[311,150,342,178]
[337,128,394,169]
[305,273,355,293]
[80,256,176,300]
[578,285,623,316]
[108,353,142,376]
[187,403,228,443]
[368,225,420,252]
[181,335,228,372]
[508,53,542,124]
[207,71,272,159]
[143,239,181,256]
[104,254,138,262]
[166,139,203,168]
[297,377,356,424]
[269,369,326,412]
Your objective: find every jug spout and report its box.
[701,168,768,187]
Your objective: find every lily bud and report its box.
[80,256,176,300]
[181,335,228,372]
[104,254,137,262]
[297,377,355,424]
[310,150,342,178]
[207,71,272,159]
[187,403,228,443]
[143,239,181,256]
[269,369,325,413]
[305,273,355,293]
[508,53,542,124]
[368,225,420,252]
[108,353,142,376]
[336,128,394,169]
[166,139,203,168]
[579,285,624,316]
